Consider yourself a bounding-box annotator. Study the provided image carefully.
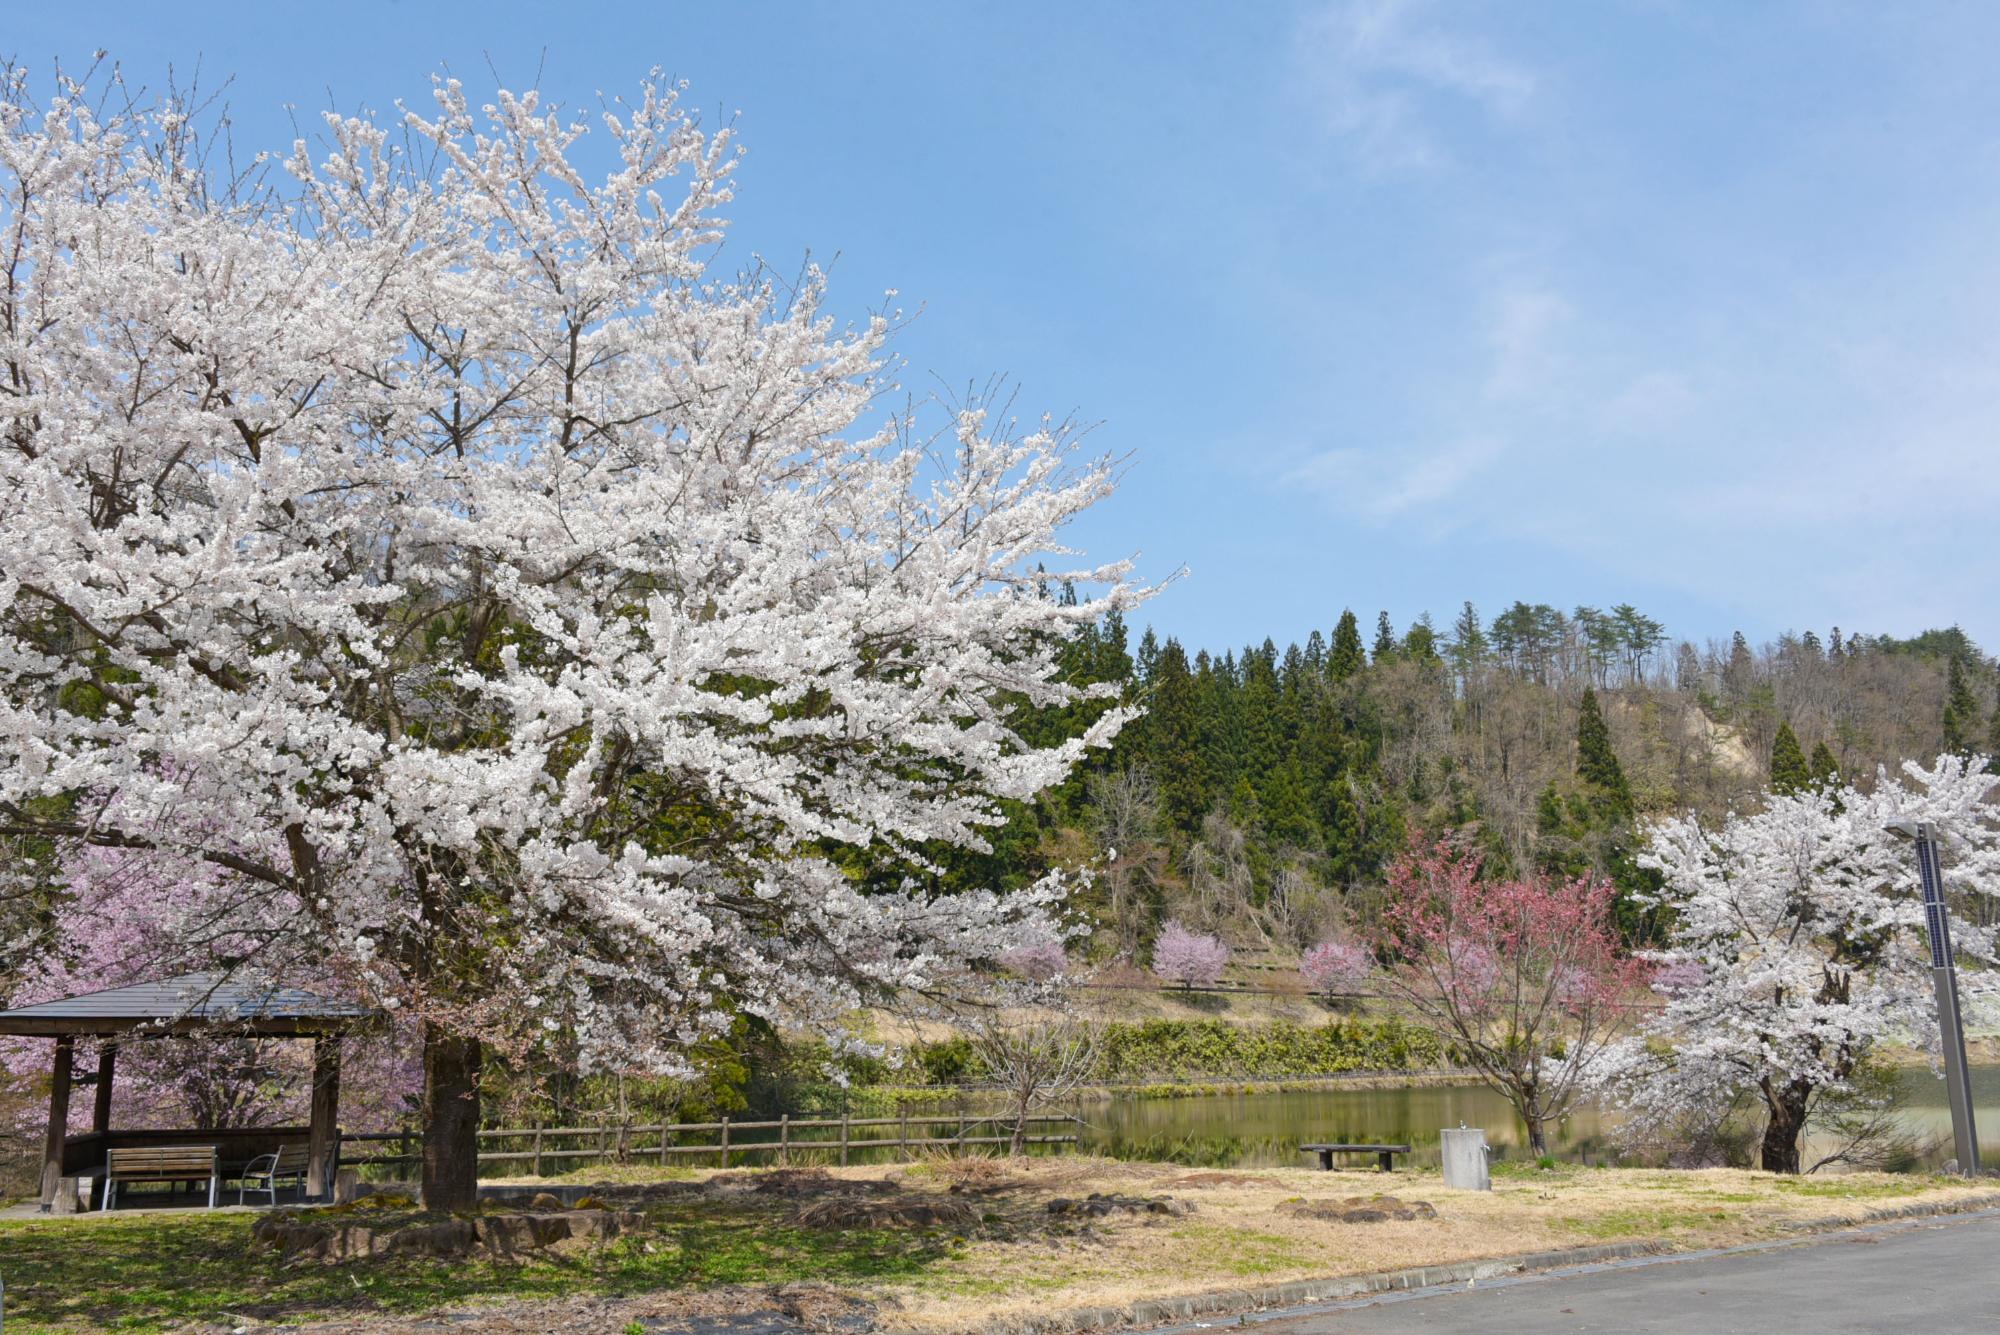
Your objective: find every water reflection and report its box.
[1080,1066,2000,1172]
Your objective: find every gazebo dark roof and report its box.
[0,972,378,1037]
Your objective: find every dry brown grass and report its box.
[862,1156,1998,1332]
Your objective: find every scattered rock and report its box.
[252,1208,646,1263]
[1278,1194,1439,1223]
[1045,1193,1194,1219]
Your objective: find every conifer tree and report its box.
[1943,654,1982,758]
[1260,760,1318,847]
[1403,614,1441,664]
[1373,611,1399,663]
[1329,610,1366,681]
[1769,722,1810,795]
[1135,626,1160,684]
[1809,741,1841,790]
[1448,601,1488,682]
[1725,632,1754,690]
[1575,688,1634,821]
[1149,639,1205,833]
[1303,629,1327,677]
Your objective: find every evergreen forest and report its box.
[969,600,2000,958]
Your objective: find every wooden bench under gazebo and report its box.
[0,972,378,1213]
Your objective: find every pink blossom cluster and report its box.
[3,845,420,1134]
[997,933,1071,982]
[1298,940,1372,997]
[1152,920,1230,990]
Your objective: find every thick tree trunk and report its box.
[421,1023,482,1212]
[1760,1079,1810,1174]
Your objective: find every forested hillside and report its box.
[975,600,1998,957]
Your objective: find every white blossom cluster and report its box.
[0,70,1145,1075]
[1608,755,2000,1152]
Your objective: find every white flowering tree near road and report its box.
[0,69,1143,1208]
[1615,756,2000,1173]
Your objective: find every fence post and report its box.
[840,1112,850,1167]
[617,1118,628,1164]
[900,1107,910,1162]
[660,1118,671,1168]
[780,1114,790,1167]
[720,1116,730,1170]
[956,1111,966,1158]
[598,1123,608,1163]
[400,1126,412,1166]
[532,1127,544,1178]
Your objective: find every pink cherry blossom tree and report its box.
[0,68,1145,1208]
[1369,837,1644,1153]
[1299,939,1373,1002]
[3,843,421,1136]
[997,932,1071,983]
[1152,919,1230,991]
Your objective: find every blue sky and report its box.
[15,2,2000,657]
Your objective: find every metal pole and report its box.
[1911,821,1981,1175]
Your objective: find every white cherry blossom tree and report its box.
[0,67,1144,1207]
[1612,755,2000,1173]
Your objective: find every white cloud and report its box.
[1293,0,1536,171]
[1289,436,1502,519]
[1484,283,1573,398]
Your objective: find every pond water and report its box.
[1076,1065,2000,1172]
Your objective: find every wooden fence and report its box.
[340,1111,1081,1174]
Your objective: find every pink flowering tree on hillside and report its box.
[1369,837,1644,1154]
[1152,920,1230,990]
[1299,939,1373,1003]
[3,844,420,1135]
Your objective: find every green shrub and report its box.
[1090,1018,1445,1082]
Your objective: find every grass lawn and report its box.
[0,1158,1992,1333]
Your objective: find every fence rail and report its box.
[340,1111,1080,1173]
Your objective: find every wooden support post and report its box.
[533,1127,545,1177]
[719,1116,730,1169]
[659,1121,670,1168]
[900,1107,910,1161]
[39,1035,74,1211]
[306,1036,341,1201]
[92,1044,116,1135]
[840,1112,850,1167]
[780,1114,790,1167]
[598,1124,608,1161]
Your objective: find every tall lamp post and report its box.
[1886,819,1980,1174]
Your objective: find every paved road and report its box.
[1219,1212,2000,1332]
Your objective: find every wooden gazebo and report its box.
[0,973,378,1212]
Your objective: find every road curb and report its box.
[982,1188,2000,1334]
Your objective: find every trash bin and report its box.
[1441,1127,1491,1191]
